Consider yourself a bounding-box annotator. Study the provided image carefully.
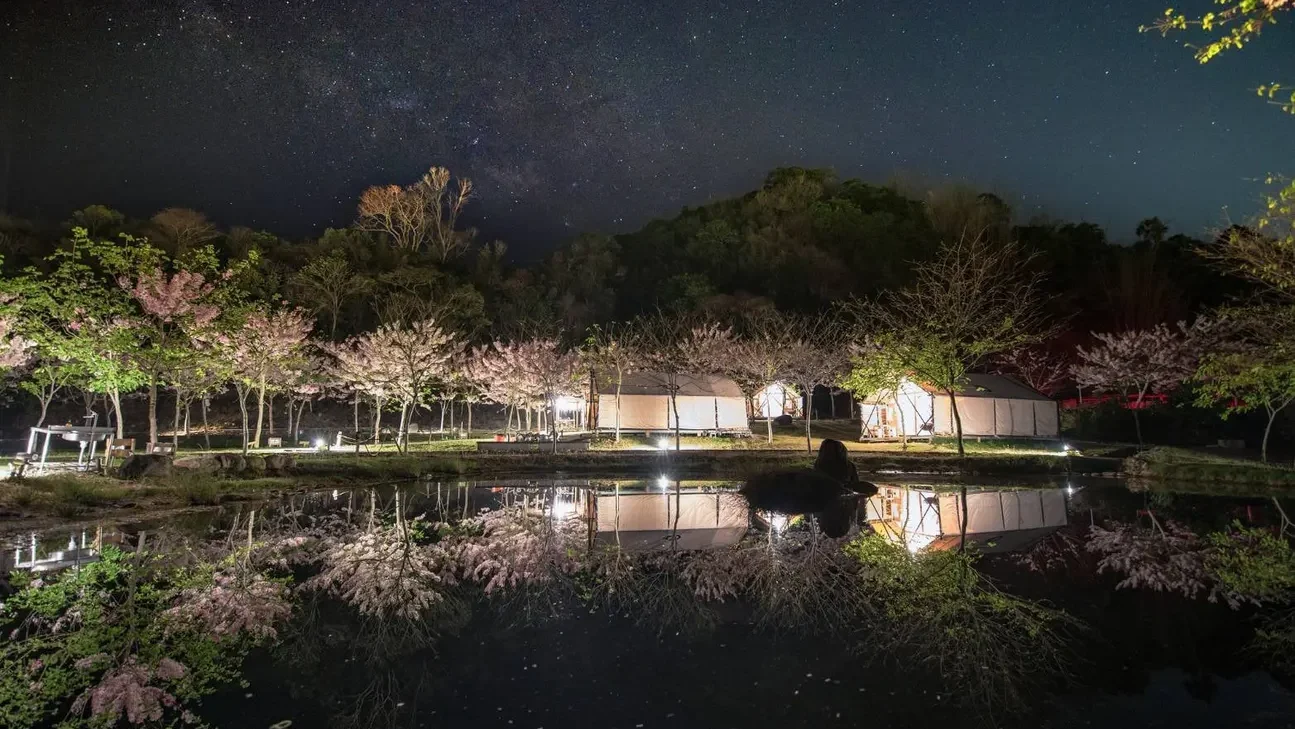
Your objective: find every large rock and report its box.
[245,455,267,475]
[264,454,296,475]
[117,454,173,480]
[173,455,222,474]
[214,454,247,474]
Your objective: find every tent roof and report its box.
[597,372,744,398]
[924,373,1053,402]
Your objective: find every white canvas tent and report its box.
[859,373,1059,439]
[866,485,1069,552]
[591,372,750,435]
[592,491,749,550]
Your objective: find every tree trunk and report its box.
[1263,407,1277,464]
[148,376,159,447]
[353,396,360,435]
[440,401,446,433]
[183,402,191,435]
[36,395,51,428]
[172,394,181,451]
[767,414,774,445]
[1131,387,1147,450]
[110,389,124,439]
[804,383,813,454]
[201,398,211,451]
[295,401,306,444]
[672,392,682,451]
[372,396,383,445]
[287,398,295,444]
[268,395,275,435]
[467,401,473,437]
[237,386,250,454]
[398,400,410,453]
[252,375,267,448]
[615,373,623,443]
[948,389,965,457]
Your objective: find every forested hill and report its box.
[0,166,1242,341]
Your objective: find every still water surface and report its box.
[3,476,1293,728]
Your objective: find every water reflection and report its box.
[2,478,1293,729]
[866,485,1070,553]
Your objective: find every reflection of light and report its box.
[657,438,670,450]
[555,396,582,413]
[331,489,339,500]
[551,496,578,519]
[657,475,671,489]
[770,513,788,533]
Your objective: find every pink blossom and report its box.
[128,268,219,325]
[154,658,187,681]
[164,570,292,641]
[82,658,179,725]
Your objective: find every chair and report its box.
[100,439,135,473]
[8,452,32,479]
[147,442,174,455]
[266,437,283,448]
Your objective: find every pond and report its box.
[2,476,1293,728]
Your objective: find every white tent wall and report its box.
[594,394,748,432]
[938,490,1067,535]
[931,395,1060,438]
[1034,401,1059,437]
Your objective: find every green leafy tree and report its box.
[290,251,371,339]
[1194,321,1295,461]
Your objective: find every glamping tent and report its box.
[866,485,1068,552]
[590,372,750,435]
[858,373,1059,440]
[591,490,749,550]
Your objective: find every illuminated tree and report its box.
[780,313,850,453]
[992,345,1069,397]
[628,312,733,451]
[224,308,314,451]
[867,237,1052,456]
[357,166,474,261]
[725,310,796,444]
[1194,314,1295,461]
[1072,320,1216,448]
[581,323,639,443]
[123,267,220,446]
[366,319,458,451]
[840,335,908,443]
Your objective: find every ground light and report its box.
[657,437,670,450]
[657,475,671,489]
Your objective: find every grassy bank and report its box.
[1124,447,1295,489]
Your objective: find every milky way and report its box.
[3,0,1294,254]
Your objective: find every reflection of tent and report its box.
[859,374,1059,439]
[866,486,1068,552]
[590,373,750,435]
[591,491,749,550]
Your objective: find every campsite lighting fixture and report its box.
[314,438,326,450]
[657,437,670,451]
[657,475,671,490]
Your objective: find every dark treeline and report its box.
[0,166,1244,343]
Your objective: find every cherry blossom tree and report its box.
[728,310,798,444]
[993,345,1069,397]
[327,333,401,445]
[223,308,315,451]
[473,341,543,439]
[781,313,850,453]
[1072,320,1215,448]
[628,312,733,451]
[123,267,220,446]
[367,319,458,451]
[581,323,639,442]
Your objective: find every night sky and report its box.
[3,0,1293,255]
